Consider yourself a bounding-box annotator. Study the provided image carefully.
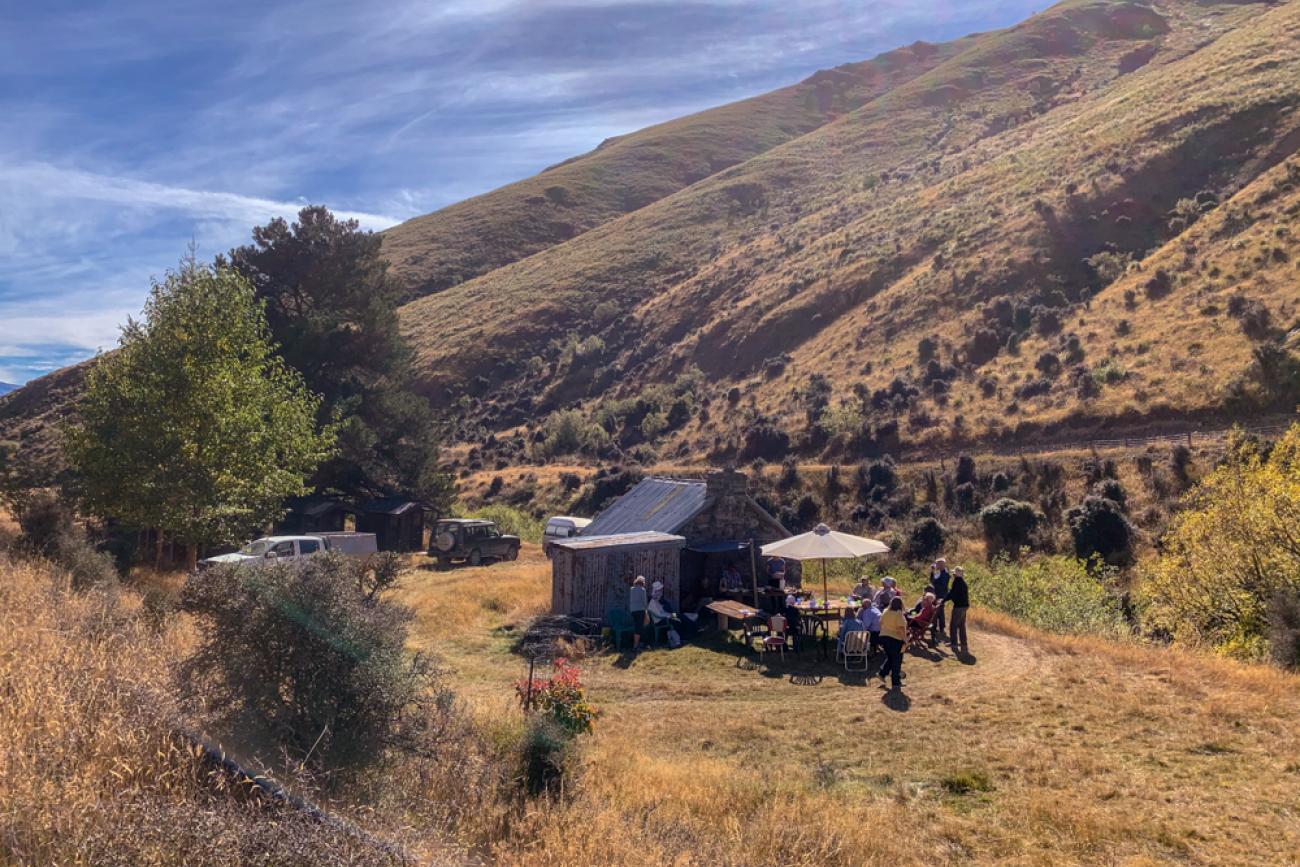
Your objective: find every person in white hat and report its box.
[872,576,898,611]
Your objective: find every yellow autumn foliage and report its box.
[1141,424,1300,658]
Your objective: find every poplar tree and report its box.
[65,258,335,567]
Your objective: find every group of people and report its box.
[627,575,699,650]
[838,558,971,689]
[629,556,972,690]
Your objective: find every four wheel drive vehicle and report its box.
[198,532,377,571]
[429,519,520,567]
[542,515,591,558]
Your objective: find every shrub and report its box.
[954,481,980,515]
[516,658,599,735]
[1035,352,1061,377]
[980,498,1040,559]
[15,490,75,557]
[941,771,994,795]
[917,336,939,364]
[519,715,574,798]
[1067,496,1133,565]
[905,517,947,561]
[470,504,544,543]
[954,454,977,486]
[1092,478,1128,511]
[1141,426,1300,657]
[1144,269,1172,299]
[1270,589,1300,670]
[740,420,790,461]
[965,328,1002,366]
[965,556,1127,637]
[56,535,119,592]
[179,553,444,771]
[777,458,802,491]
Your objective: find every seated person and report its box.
[837,609,866,641]
[907,591,938,633]
[650,580,697,638]
[718,562,745,595]
[851,577,874,600]
[909,586,937,617]
[859,601,883,655]
[873,576,899,610]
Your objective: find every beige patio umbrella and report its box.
[761,523,889,607]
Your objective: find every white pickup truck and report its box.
[198,533,378,570]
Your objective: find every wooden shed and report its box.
[275,496,357,535]
[550,532,685,621]
[357,498,426,552]
[578,468,793,609]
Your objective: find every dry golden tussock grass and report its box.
[400,549,1300,866]
[0,555,407,866]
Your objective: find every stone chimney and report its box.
[705,466,748,500]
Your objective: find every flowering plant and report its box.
[516,658,600,735]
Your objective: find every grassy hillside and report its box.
[398,0,1300,460]
[380,38,974,302]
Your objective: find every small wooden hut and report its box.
[357,498,425,552]
[571,468,792,611]
[275,496,356,535]
[550,532,685,620]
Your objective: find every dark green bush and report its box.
[180,553,445,771]
[520,715,574,797]
[980,498,1040,559]
[1067,496,1134,565]
[905,517,947,561]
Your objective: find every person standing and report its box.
[947,566,970,654]
[878,596,907,689]
[929,558,951,642]
[629,575,648,651]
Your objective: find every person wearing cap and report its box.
[947,566,970,653]
[873,577,898,611]
[929,557,951,641]
[628,576,648,650]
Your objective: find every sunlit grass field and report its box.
[400,544,1300,865]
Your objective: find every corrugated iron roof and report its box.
[361,498,421,515]
[552,531,685,551]
[581,477,708,537]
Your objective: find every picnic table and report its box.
[790,598,863,658]
[705,600,768,649]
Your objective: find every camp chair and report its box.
[606,609,636,650]
[842,630,869,671]
[905,607,935,649]
[761,614,788,663]
[646,611,671,647]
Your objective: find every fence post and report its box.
[1187,431,1193,447]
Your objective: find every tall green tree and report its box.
[64,258,335,568]
[223,207,451,509]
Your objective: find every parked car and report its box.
[542,515,591,558]
[198,532,377,571]
[429,518,520,567]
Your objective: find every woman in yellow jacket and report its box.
[878,596,908,689]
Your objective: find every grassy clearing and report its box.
[398,547,1300,865]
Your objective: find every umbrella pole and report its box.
[748,537,760,610]
[822,559,829,608]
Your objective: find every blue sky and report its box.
[0,0,1043,386]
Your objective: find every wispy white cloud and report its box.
[1,0,1044,385]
